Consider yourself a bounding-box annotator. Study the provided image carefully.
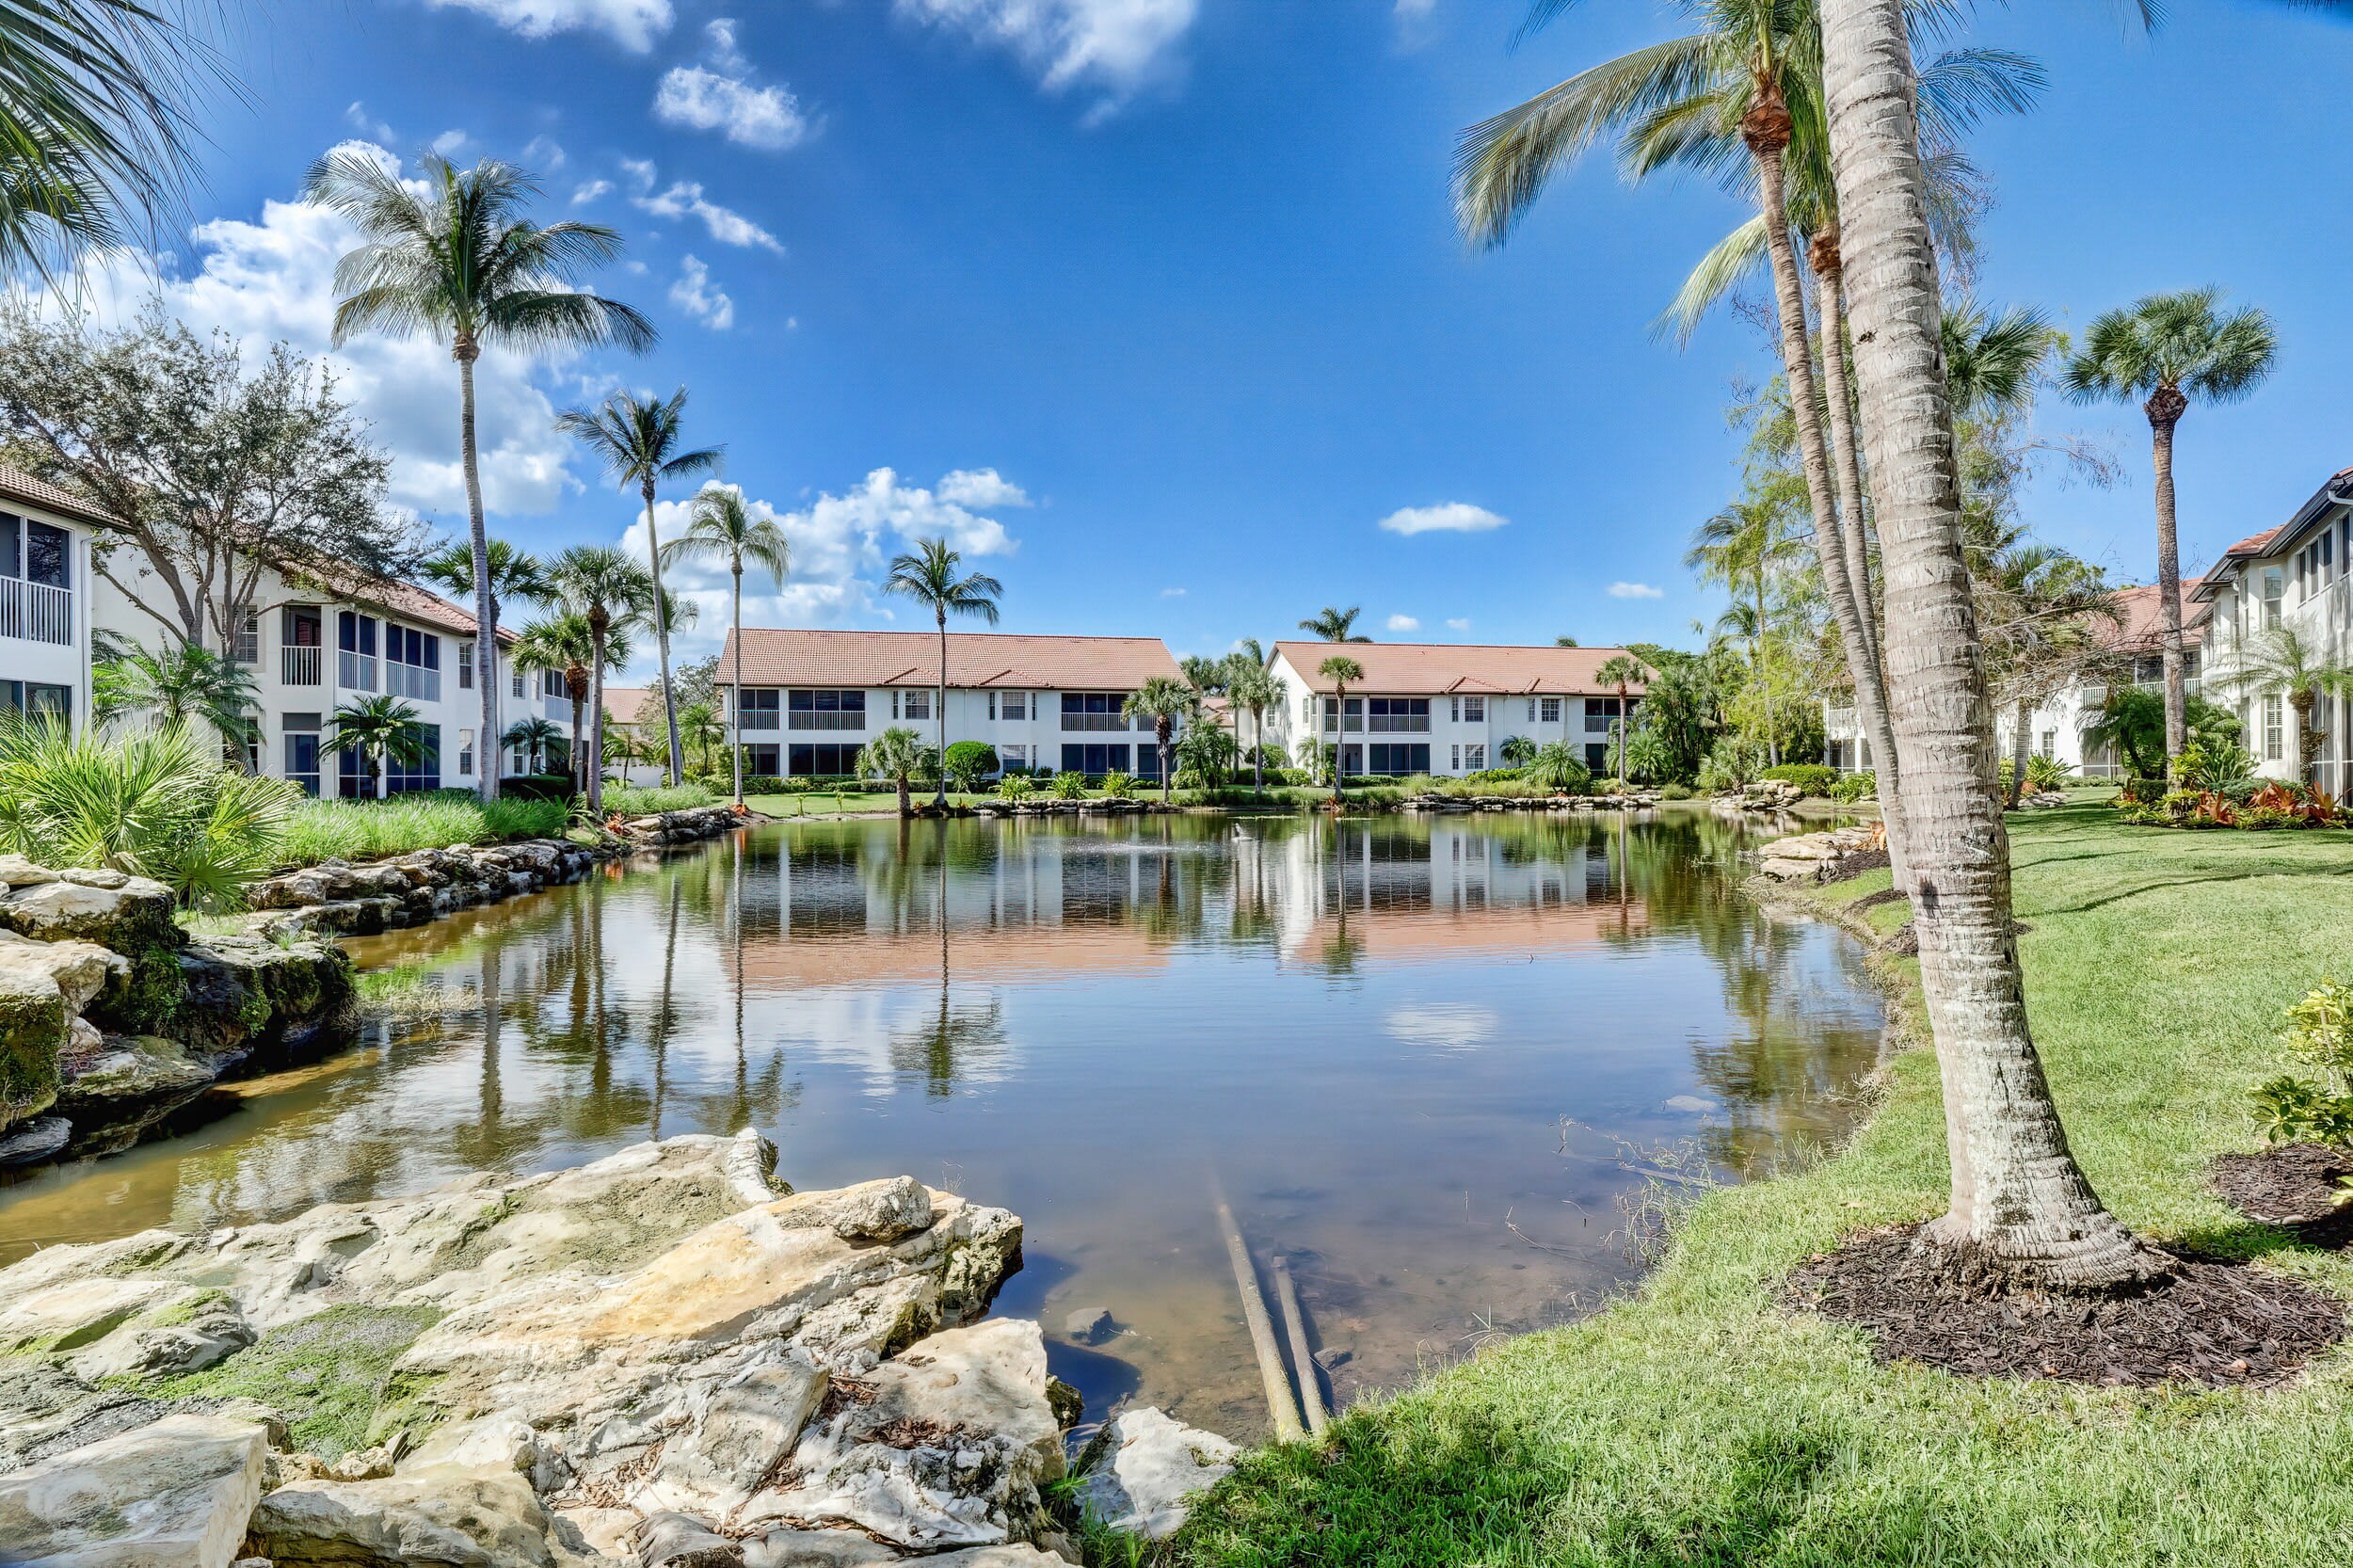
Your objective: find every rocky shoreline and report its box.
[0,1132,1235,1568]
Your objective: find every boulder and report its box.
[177,936,356,1061]
[1073,1406,1238,1539]
[67,1288,256,1382]
[0,961,66,1128]
[0,931,128,1013]
[0,875,187,1036]
[637,1512,743,1568]
[0,1414,268,1568]
[0,1115,70,1165]
[247,1464,572,1568]
[55,1033,215,1108]
[0,854,57,888]
[629,1361,827,1519]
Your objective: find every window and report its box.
[19,520,67,587]
[902,689,932,721]
[789,743,861,776]
[231,612,258,665]
[458,639,474,689]
[2040,730,2056,757]
[512,667,526,700]
[337,611,378,692]
[456,728,473,777]
[2265,694,2284,761]
[1585,743,1609,771]
[385,724,440,794]
[1526,698,1537,721]
[1060,743,1131,776]
[384,624,440,701]
[1463,695,1483,722]
[283,712,322,797]
[0,680,72,722]
[1321,696,1363,731]
[790,689,865,729]
[1000,692,1029,720]
[1450,744,1460,771]
[1465,744,1485,771]
[1001,744,1028,770]
[746,744,781,776]
[1368,697,1428,731]
[2264,568,2285,629]
[1540,696,1561,724]
[738,689,781,729]
[1585,696,1623,734]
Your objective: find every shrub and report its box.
[2251,980,2353,1148]
[1098,770,1137,799]
[277,792,567,868]
[1658,781,1695,801]
[998,773,1036,802]
[499,774,572,803]
[2173,734,2260,799]
[603,782,715,816]
[1760,762,1838,796]
[1049,770,1090,800]
[1696,736,1769,792]
[1525,742,1592,794]
[1831,769,1877,805]
[2025,753,2075,792]
[943,741,999,793]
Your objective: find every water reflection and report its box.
[0,809,1881,1438]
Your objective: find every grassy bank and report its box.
[273,783,714,869]
[1174,803,2353,1566]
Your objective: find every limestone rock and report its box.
[0,1276,180,1355]
[739,1532,903,1568]
[177,936,356,1062]
[637,1512,742,1568]
[67,1287,256,1382]
[55,1033,215,1107]
[0,931,127,1013]
[0,854,57,888]
[1073,1406,1238,1540]
[0,874,178,948]
[780,1175,934,1243]
[630,1361,826,1519]
[0,1114,69,1165]
[248,1464,571,1568]
[0,1414,267,1568]
[0,958,66,1128]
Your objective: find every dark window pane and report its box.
[25,522,65,587]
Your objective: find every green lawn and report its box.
[745,790,923,817]
[1172,804,2353,1567]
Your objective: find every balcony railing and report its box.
[338,650,376,693]
[736,710,782,730]
[1368,715,1429,732]
[0,578,71,645]
[790,712,866,731]
[385,661,440,703]
[281,646,322,686]
[1063,712,1136,731]
[1825,705,1858,733]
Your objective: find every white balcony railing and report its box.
[736,709,782,731]
[282,646,322,686]
[0,578,71,645]
[1064,712,1139,732]
[790,712,865,731]
[386,661,440,703]
[338,651,376,693]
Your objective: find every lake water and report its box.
[0,809,1883,1438]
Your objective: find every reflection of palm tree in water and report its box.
[886,823,1006,1096]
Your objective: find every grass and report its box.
[275,792,568,869]
[1173,802,2353,1567]
[603,782,717,815]
[149,1303,440,1458]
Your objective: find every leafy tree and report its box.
[307,148,652,803]
[2081,686,2240,785]
[1554,635,1579,648]
[544,544,655,816]
[1317,655,1364,802]
[883,537,1003,808]
[661,485,790,805]
[856,727,934,817]
[557,387,723,786]
[1175,718,1237,789]
[1299,605,1370,642]
[2064,288,2278,763]
[942,741,998,796]
[1498,735,1537,768]
[0,309,410,651]
[1123,676,1198,804]
[328,694,427,797]
[1593,654,1652,787]
[92,637,258,760]
[1631,660,1713,784]
[501,714,564,776]
[2207,626,2353,782]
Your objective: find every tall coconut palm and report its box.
[1818,0,2163,1288]
[511,612,632,789]
[1226,662,1281,793]
[545,544,656,817]
[2063,289,2278,765]
[856,727,933,819]
[1688,484,1803,763]
[92,638,259,760]
[883,538,1003,808]
[501,715,564,776]
[418,536,552,694]
[555,388,723,787]
[1123,676,1197,804]
[1593,654,1652,787]
[306,150,652,804]
[2208,626,2353,784]
[328,694,428,799]
[661,485,790,806]
[1299,606,1370,642]
[1977,543,2115,808]
[1317,655,1364,804]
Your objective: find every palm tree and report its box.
[418,539,551,711]
[2064,288,2279,764]
[2208,627,2353,784]
[328,694,427,798]
[883,538,1004,808]
[1226,663,1281,793]
[92,638,259,760]
[1299,606,1370,642]
[1123,676,1197,804]
[306,150,652,804]
[1689,485,1804,764]
[857,727,933,818]
[1317,655,1364,804]
[1977,543,2115,808]
[1593,654,1652,788]
[1498,734,1538,769]
[501,715,564,776]
[661,485,790,806]
[510,613,626,787]
[544,544,656,817]
[1818,0,2162,1288]
[555,388,724,787]
[677,700,727,778]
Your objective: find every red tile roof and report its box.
[2103,583,2204,652]
[716,629,1181,689]
[1270,641,1647,696]
[280,561,517,644]
[0,465,124,530]
[601,685,651,724]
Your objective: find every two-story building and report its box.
[0,468,104,731]
[1262,641,1647,777]
[715,629,1187,780]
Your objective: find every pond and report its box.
[0,809,1884,1438]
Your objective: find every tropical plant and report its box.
[942,741,998,796]
[1977,540,2115,808]
[661,485,790,805]
[543,544,658,817]
[997,773,1036,803]
[2250,980,2353,1150]
[0,713,301,910]
[1097,770,1136,800]
[2206,626,2353,782]
[1695,734,1769,793]
[1299,606,1370,642]
[2171,732,2260,799]
[1316,655,1364,802]
[327,695,428,797]
[92,638,259,760]
[1123,676,1197,803]
[1048,768,1090,801]
[1498,734,1538,768]
[676,700,727,776]
[500,714,564,776]
[2064,288,2279,763]
[418,536,550,632]
[1225,662,1281,792]
[1525,741,1592,795]
[1622,724,1674,785]
[1175,715,1238,789]
[556,387,723,785]
[856,727,933,818]
[509,613,625,786]
[306,148,653,802]
[1593,654,1653,788]
[1689,485,1805,763]
[883,537,1003,808]
[2023,753,2073,792]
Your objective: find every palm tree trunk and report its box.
[568,676,584,791]
[2008,696,2031,810]
[935,611,949,808]
[2293,687,2315,780]
[458,349,499,806]
[1821,0,2163,1288]
[730,561,745,806]
[1814,242,1885,680]
[641,480,682,787]
[1331,689,1345,804]
[587,629,608,819]
[1253,709,1264,793]
[2147,394,2191,765]
[1160,722,1173,803]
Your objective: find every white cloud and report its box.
[936,468,1031,508]
[521,135,567,172]
[344,102,395,142]
[704,16,749,72]
[421,0,674,51]
[1385,1004,1498,1052]
[1377,502,1508,536]
[1608,582,1664,600]
[1159,586,1185,598]
[655,67,808,152]
[571,178,614,204]
[1445,616,1470,632]
[431,128,470,156]
[1391,0,1439,48]
[43,140,591,520]
[627,163,783,252]
[1385,614,1419,632]
[626,470,1026,659]
[895,0,1197,120]
[669,254,733,330]
[1393,0,1435,16]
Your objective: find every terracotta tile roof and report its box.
[716,629,1182,689]
[601,686,651,724]
[0,465,123,530]
[278,561,517,644]
[2103,583,2205,652]
[1270,641,1649,696]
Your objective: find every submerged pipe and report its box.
[1212,1185,1305,1441]
[1271,1254,1329,1436]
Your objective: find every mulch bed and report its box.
[1785,1223,2347,1388]
[1821,846,1893,882]
[2215,1143,2353,1247]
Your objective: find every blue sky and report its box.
[98,0,2353,672]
